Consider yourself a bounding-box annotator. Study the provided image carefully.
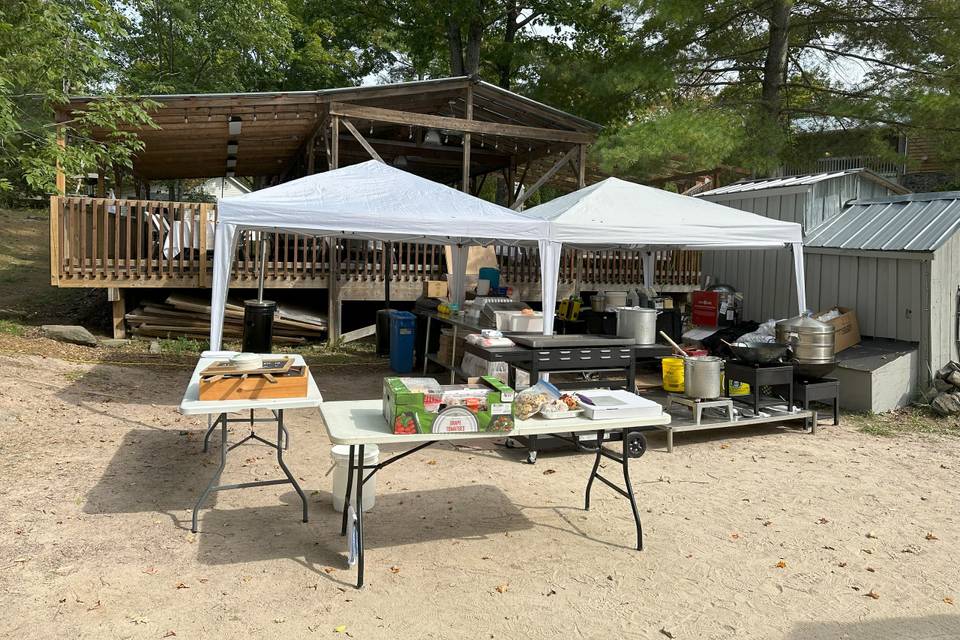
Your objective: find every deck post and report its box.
[108,287,126,339]
[462,85,473,192]
[49,196,61,286]
[578,144,587,188]
[198,203,209,287]
[328,239,340,345]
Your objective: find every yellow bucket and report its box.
[661,357,685,393]
[724,375,752,397]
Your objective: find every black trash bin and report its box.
[242,299,276,353]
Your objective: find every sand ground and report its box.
[1,351,958,640]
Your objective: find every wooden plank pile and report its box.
[125,294,327,344]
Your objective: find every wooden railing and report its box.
[50,197,701,292]
[497,246,702,288]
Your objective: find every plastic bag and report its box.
[514,380,561,419]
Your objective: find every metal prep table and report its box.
[179,354,323,533]
[320,399,670,588]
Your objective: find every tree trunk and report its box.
[761,0,793,123]
[465,14,483,76]
[498,1,519,89]
[760,0,793,171]
[446,17,465,76]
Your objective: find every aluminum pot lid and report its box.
[776,314,833,333]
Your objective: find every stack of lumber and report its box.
[125,294,327,344]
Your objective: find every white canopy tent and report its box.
[209,163,806,348]
[209,161,549,350]
[523,177,807,335]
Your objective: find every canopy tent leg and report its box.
[538,240,563,336]
[448,244,469,308]
[791,242,807,314]
[642,251,655,290]
[209,223,241,350]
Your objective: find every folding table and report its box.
[179,354,323,533]
[319,399,671,588]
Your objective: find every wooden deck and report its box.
[49,196,702,298]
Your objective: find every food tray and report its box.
[538,408,584,420]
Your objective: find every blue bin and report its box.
[389,311,417,373]
[478,267,500,291]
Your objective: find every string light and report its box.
[408,126,413,141]
[369,122,373,135]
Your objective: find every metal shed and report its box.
[698,169,908,323]
[802,192,960,384]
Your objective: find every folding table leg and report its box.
[275,410,307,523]
[621,435,644,551]
[202,414,217,452]
[340,445,355,536]
[584,429,603,510]
[193,414,227,533]
[356,444,365,589]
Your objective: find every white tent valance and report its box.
[209,160,548,349]
[523,177,807,334]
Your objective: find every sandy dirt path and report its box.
[0,353,958,639]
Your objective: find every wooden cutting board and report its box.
[198,365,309,401]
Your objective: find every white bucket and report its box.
[331,445,379,513]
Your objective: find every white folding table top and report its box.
[179,354,323,416]
[319,399,670,445]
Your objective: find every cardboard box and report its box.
[423,280,448,299]
[818,306,861,352]
[383,376,515,434]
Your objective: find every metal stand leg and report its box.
[666,428,674,453]
[526,434,538,464]
[275,410,307,523]
[340,445,355,536]
[833,398,839,425]
[202,414,217,452]
[356,444,365,589]
[193,414,227,533]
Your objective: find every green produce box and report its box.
[382,376,515,435]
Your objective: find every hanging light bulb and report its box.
[409,126,414,141]
[369,122,374,135]
[444,133,449,144]
[183,110,188,124]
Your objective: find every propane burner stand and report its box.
[724,361,795,416]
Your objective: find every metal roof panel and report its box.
[805,193,960,252]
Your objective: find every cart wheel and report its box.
[526,450,538,464]
[624,432,647,459]
[504,438,517,449]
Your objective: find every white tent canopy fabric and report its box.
[523,177,807,334]
[209,160,548,349]
[208,164,806,348]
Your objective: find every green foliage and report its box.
[0,0,156,194]
[595,104,745,178]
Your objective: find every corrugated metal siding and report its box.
[701,191,806,321]
[806,193,960,252]
[928,232,960,380]
[804,252,924,342]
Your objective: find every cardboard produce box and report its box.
[817,306,861,352]
[383,376,515,434]
[422,280,448,299]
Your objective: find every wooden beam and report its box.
[577,144,587,188]
[199,203,209,287]
[462,85,473,192]
[55,122,66,195]
[340,323,376,344]
[307,133,316,174]
[331,116,340,169]
[328,101,595,145]
[340,118,384,163]
[511,147,579,210]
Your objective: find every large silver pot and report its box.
[616,307,658,344]
[775,314,835,363]
[684,356,724,399]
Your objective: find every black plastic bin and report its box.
[242,299,276,353]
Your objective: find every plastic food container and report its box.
[539,407,583,420]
